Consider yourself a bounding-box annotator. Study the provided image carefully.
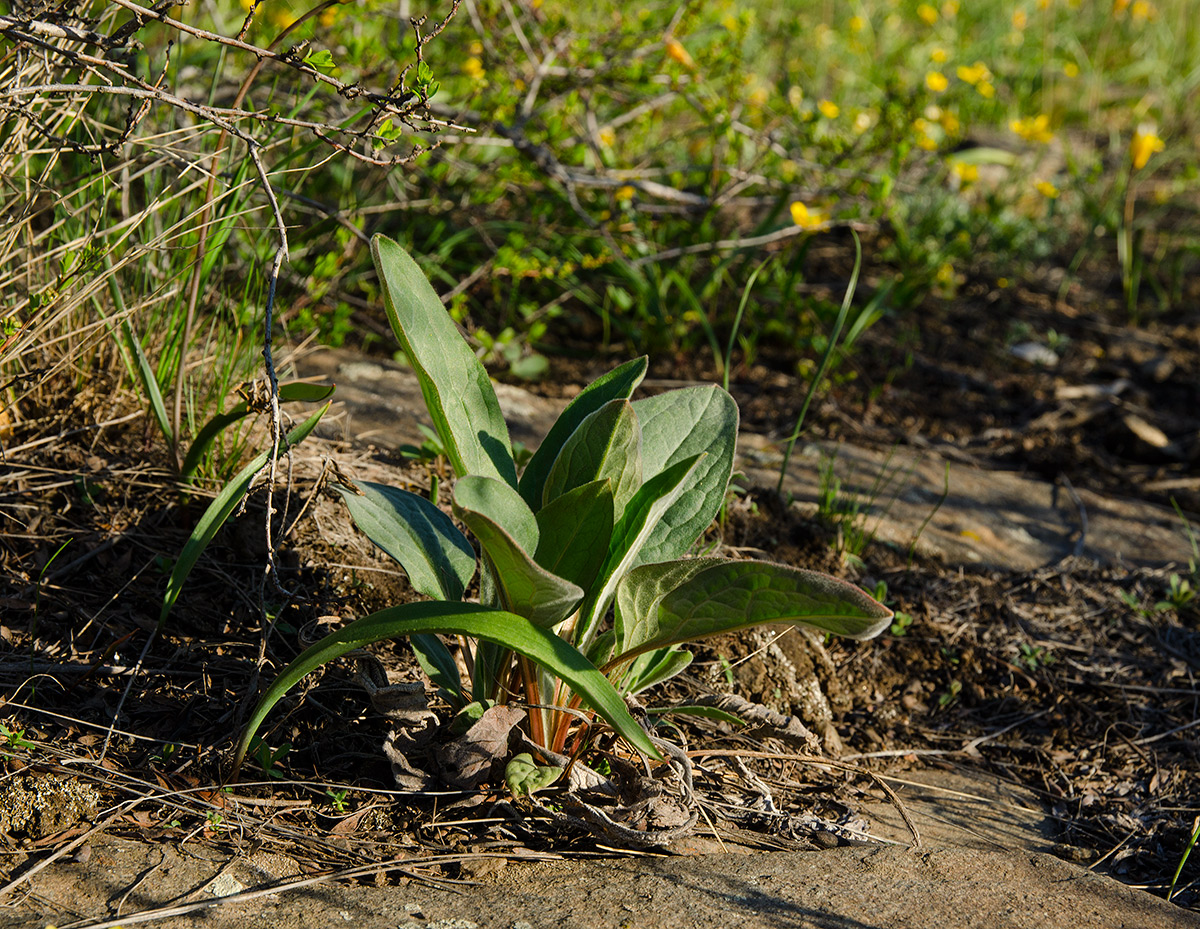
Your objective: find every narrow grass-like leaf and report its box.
[159,402,330,629]
[334,480,476,601]
[543,399,641,514]
[182,383,336,481]
[232,600,661,774]
[519,356,648,510]
[371,235,517,487]
[453,478,583,627]
[534,480,614,592]
[631,386,738,565]
[608,560,892,669]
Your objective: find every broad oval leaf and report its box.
[614,557,723,654]
[159,402,330,628]
[608,559,893,669]
[575,454,703,649]
[371,235,517,487]
[543,399,642,515]
[631,386,738,565]
[335,480,476,601]
[232,600,661,773]
[454,477,583,627]
[534,479,615,592]
[519,356,648,510]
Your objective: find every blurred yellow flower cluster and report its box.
[956,61,995,98]
[1035,180,1059,198]
[664,37,696,71]
[817,99,840,119]
[1010,113,1054,144]
[917,4,939,25]
[925,71,948,93]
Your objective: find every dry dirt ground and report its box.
[0,268,1197,926]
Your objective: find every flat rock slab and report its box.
[10,838,1197,929]
[295,348,1194,571]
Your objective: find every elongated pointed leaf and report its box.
[543,399,641,514]
[631,386,738,565]
[453,474,539,554]
[453,477,583,627]
[576,454,703,648]
[609,560,892,669]
[519,356,648,510]
[182,383,336,481]
[534,480,614,592]
[333,480,476,602]
[232,600,661,773]
[371,235,517,487]
[620,646,693,696]
[159,402,330,628]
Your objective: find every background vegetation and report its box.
[2,0,1197,472]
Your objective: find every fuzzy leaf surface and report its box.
[534,480,615,592]
[518,356,647,510]
[542,399,641,515]
[611,560,893,666]
[454,477,583,627]
[371,235,516,486]
[334,480,475,601]
[631,386,738,565]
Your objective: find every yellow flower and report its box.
[1035,180,1059,198]
[956,62,992,85]
[469,40,484,55]
[817,99,840,119]
[1062,61,1079,78]
[1130,127,1164,170]
[1010,113,1054,144]
[1012,9,1028,29]
[950,161,979,186]
[722,13,739,32]
[941,0,960,17]
[463,57,485,81]
[976,81,995,98]
[940,109,961,133]
[930,46,948,63]
[849,15,866,32]
[616,185,636,201]
[319,7,338,28]
[598,127,616,147]
[664,37,696,70]
[917,4,938,25]
[790,202,829,229]
[925,71,948,92]
[1131,0,1156,21]
[1112,0,1130,12]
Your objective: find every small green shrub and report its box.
[234,237,891,771]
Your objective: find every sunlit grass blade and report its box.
[159,402,330,629]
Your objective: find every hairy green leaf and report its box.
[453,474,539,554]
[233,600,661,773]
[505,753,563,796]
[454,477,583,627]
[610,560,893,668]
[334,480,476,601]
[534,480,614,593]
[631,386,738,565]
[371,235,517,486]
[543,399,641,514]
[518,356,647,510]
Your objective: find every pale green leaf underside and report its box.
[371,235,516,487]
[335,480,476,602]
[453,474,539,555]
[233,600,661,772]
